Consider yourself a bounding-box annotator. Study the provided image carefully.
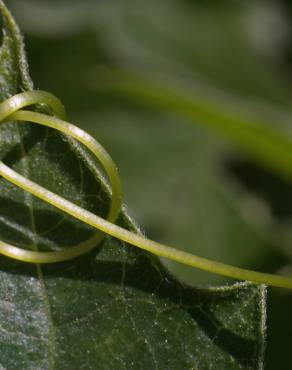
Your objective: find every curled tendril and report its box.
[0,91,291,289]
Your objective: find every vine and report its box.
[0,90,291,289]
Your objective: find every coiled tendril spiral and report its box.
[0,90,292,289]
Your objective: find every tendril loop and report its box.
[0,90,291,289]
[0,91,123,263]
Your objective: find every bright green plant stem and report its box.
[0,91,292,289]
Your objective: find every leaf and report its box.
[0,1,266,369]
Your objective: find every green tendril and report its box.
[0,90,291,289]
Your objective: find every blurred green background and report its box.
[6,0,292,368]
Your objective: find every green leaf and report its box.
[0,1,266,369]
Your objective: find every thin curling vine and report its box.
[0,91,292,289]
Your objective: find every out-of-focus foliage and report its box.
[7,0,292,368]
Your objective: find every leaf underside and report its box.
[0,2,266,369]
